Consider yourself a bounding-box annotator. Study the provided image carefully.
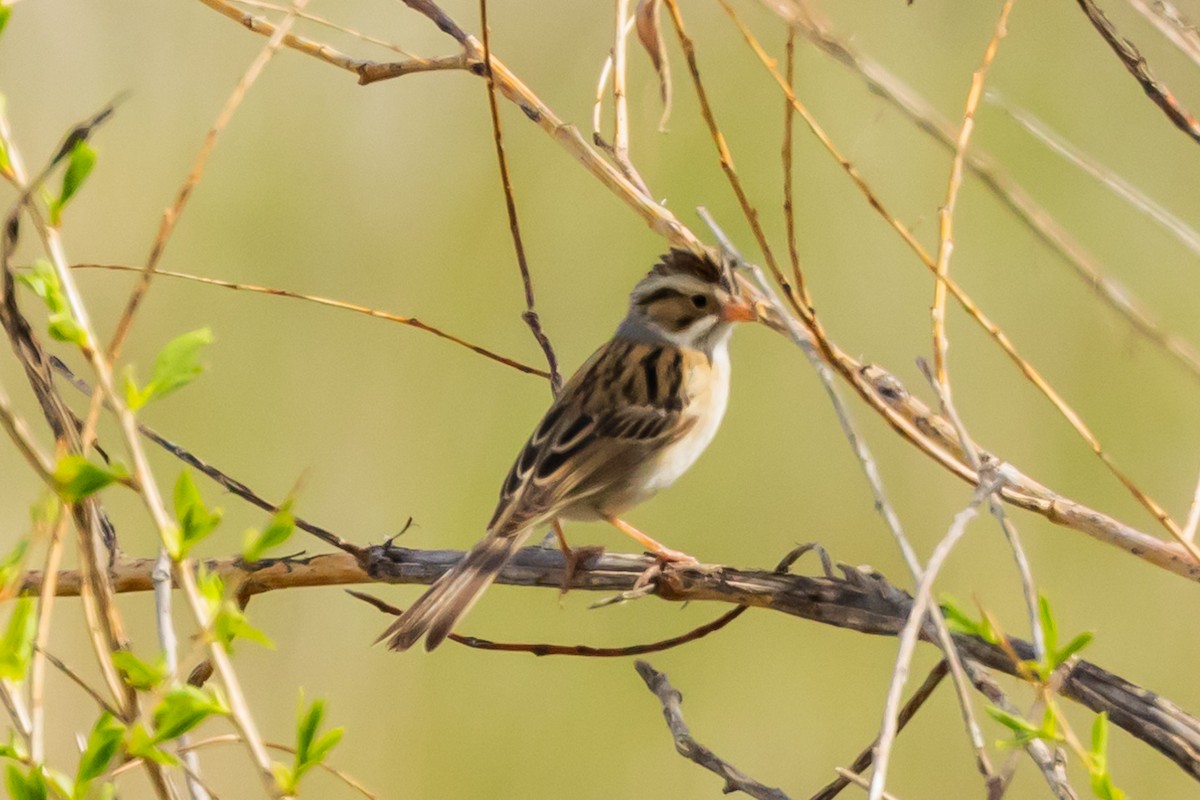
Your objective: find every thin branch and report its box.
[351,588,748,656]
[664,0,792,303]
[990,90,1200,257]
[931,0,1013,390]
[478,0,563,394]
[4,104,280,796]
[1126,0,1200,67]
[72,263,550,379]
[772,3,1200,385]
[1075,0,1200,143]
[0,378,55,484]
[780,29,813,313]
[830,770,901,800]
[33,644,120,718]
[726,2,1200,562]
[592,14,639,146]
[970,669,1079,799]
[50,355,359,555]
[19,544,1200,783]
[196,0,442,78]
[610,0,653,196]
[232,0,418,59]
[635,661,792,800]
[869,480,998,800]
[811,660,949,800]
[29,513,69,764]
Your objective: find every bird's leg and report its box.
[552,519,604,596]
[605,517,699,565]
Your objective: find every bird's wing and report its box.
[487,339,695,534]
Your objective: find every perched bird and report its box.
[379,247,757,651]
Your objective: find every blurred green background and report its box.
[3,0,1200,796]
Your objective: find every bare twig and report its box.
[351,588,748,656]
[868,481,998,800]
[931,0,1013,390]
[780,29,813,313]
[811,660,949,800]
[772,3,1200,385]
[990,90,1200,256]
[728,2,1200,562]
[29,513,68,764]
[970,669,1079,799]
[611,0,653,196]
[478,0,563,394]
[33,645,120,718]
[1127,0,1200,67]
[20,544,1200,783]
[0,378,54,484]
[50,355,359,555]
[1075,0,1200,143]
[3,103,279,795]
[635,661,792,800]
[830,770,901,800]
[72,263,550,379]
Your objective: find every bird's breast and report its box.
[643,343,731,492]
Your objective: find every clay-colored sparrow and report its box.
[380,248,756,651]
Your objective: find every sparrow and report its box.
[379,247,757,650]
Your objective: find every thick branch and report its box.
[19,543,1200,782]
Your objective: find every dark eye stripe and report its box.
[638,286,682,306]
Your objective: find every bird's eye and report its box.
[690,294,708,309]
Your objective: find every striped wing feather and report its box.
[381,338,693,651]
[488,339,692,534]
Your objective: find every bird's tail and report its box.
[377,528,530,651]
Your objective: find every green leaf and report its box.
[47,315,88,347]
[241,503,294,563]
[16,261,58,308]
[280,695,343,793]
[1038,594,1058,656]
[17,261,88,349]
[212,603,272,653]
[171,471,222,559]
[985,705,1038,736]
[75,712,125,791]
[0,539,29,594]
[54,456,128,502]
[110,651,167,691]
[1055,631,1094,668]
[151,686,228,744]
[0,6,10,41]
[0,598,36,682]
[5,764,48,800]
[125,328,213,411]
[196,566,223,615]
[1090,772,1126,800]
[48,141,96,226]
[162,525,183,562]
[939,594,997,644]
[124,724,177,767]
[1090,712,1109,769]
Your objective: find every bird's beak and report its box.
[721,295,758,323]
